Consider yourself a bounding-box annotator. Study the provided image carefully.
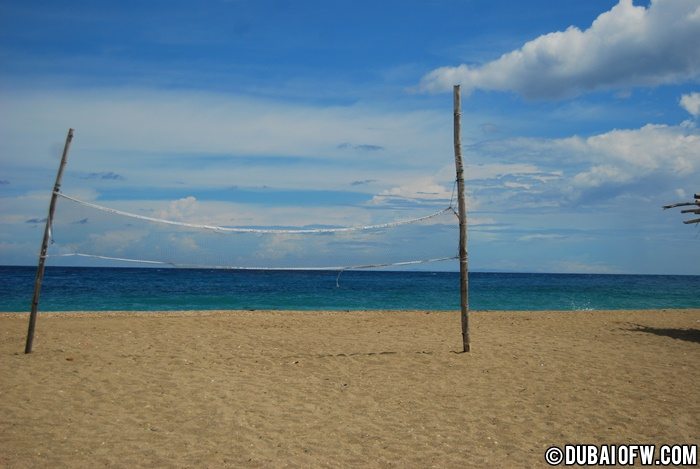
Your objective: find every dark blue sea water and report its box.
[1,266,699,312]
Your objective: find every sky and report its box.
[1,0,699,274]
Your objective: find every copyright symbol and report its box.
[544,446,563,465]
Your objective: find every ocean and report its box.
[1,266,698,312]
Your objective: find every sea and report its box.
[1,266,699,312]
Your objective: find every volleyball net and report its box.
[46,190,460,273]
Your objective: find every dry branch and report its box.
[662,202,700,209]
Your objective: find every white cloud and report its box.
[571,164,631,188]
[155,196,199,221]
[680,92,700,117]
[419,0,700,99]
[469,120,700,205]
[569,124,699,189]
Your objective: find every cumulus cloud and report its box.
[568,124,699,189]
[155,196,199,221]
[419,0,700,99]
[470,121,700,207]
[680,92,700,117]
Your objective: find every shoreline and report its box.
[2,306,700,316]
[2,308,698,466]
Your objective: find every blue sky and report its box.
[1,0,699,274]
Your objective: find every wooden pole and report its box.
[25,128,74,354]
[453,85,470,353]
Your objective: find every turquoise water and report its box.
[1,266,699,312]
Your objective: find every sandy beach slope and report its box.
[1,309,699,467]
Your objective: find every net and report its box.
[46,191,459,273]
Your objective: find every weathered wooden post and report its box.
[25,128,74,354]
[453,85,470,352]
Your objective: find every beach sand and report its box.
[1,309,698,467]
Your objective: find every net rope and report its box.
[56,192,456,234]
[47,188,460,275]
[49,252,457,271]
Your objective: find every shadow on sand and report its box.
[627,324,700,344]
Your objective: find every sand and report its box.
[1,309,698,467]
